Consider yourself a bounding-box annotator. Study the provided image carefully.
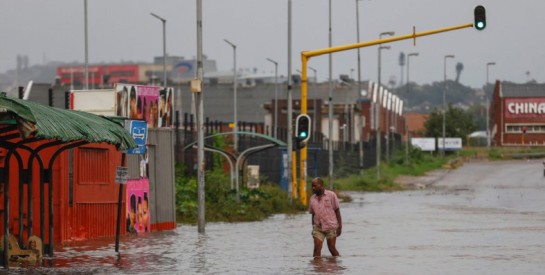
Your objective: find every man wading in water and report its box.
[308,177,342,257]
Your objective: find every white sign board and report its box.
[71,89,115,116]
[411,138,436,151]
[115,166,128,184]
[437,138,463,151]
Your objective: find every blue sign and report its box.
[127,120,148,155]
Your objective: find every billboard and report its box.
[70,89,115,116]
[115,84,174,128]
[126,178,150,233]
[411,138,436,151]
[437,138,463,151]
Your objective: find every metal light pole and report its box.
[266,58,279,138]
[224,39,238,152]
[196,0,205,233]
[84,0,89,90]
[442,54,455,158]
[356,0,365,173]
[486,62,496,148]
[328,0,334,189]
[309,66,318,142]
[376,31,393,179]
[287,0,293,200]
[150,12,167,88]
[405,52,418,163]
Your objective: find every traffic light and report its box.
[295,114,311,143]
[474,5,486,30]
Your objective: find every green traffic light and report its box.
[300,132,307,138]
[474,5,486,31]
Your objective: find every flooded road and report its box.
[8,159,545,274]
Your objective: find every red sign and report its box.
[505,98,545,118]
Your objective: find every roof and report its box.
[501,83,545,98]
[0,95,137,150]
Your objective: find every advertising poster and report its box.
[115,84,173,128]
[126,178,151,233]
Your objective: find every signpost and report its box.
[115,166,128,184]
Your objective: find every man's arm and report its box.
[311,214,314,226]
[335,208,342,237]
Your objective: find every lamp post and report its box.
[442,54,455,158]
[309,66,317,142]
[150,12,167,88]
[196,0,205,233]
[327,0,334,189]
[355,0,368,173]
[405,52,418,163]
[376,31,394,179]
[266,58,278,138]
[224,39,238,152]
[287,0,294,200]
[84,0,89,90]
[486,62,496,148]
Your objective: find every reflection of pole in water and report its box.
[193,234,209,273]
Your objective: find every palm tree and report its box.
[455,62,464,83]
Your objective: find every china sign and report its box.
[505,98,545,118]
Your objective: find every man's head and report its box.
[311,177,325,196]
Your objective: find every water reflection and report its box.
[191,234,209,274]
[310,256,346,274]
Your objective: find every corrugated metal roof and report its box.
[0,95,137,150]
[501,83,545,98]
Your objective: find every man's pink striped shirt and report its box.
[308,190,340,231]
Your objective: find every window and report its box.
[505,124,545,133]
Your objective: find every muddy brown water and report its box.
[5,159,545,274]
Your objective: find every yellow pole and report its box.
[299,22,475,206]
[302,23,473,59]
[300,56,308,205]
[291,151,298,199]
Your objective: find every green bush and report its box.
[175,164,305,224]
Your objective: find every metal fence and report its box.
[177,113,402,185]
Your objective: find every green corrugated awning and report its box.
[0,95,137,150]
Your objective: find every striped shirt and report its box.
[308,190,340,231]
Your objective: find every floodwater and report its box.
[5,159,545,274]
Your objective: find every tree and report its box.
[455,62,464,83]
[424,104,477,144]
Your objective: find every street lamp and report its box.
[84,0,89,90]
[442,54,455,158]
[486,62,496,148]
[224,39,238,152]
[376,31,393,179]
[151,12,167,88]
[405,52,418,163]
[309,66,317,142]
[327,0,333,189]
[266,58,278,138]
[355,0,370,172]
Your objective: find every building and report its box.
[489,81,545,146]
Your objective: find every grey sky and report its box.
[1,0,543,88]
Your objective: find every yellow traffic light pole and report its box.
[298,23,474,205]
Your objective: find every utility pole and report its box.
[196,0,205,233]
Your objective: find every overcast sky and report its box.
[1,0,543,88]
